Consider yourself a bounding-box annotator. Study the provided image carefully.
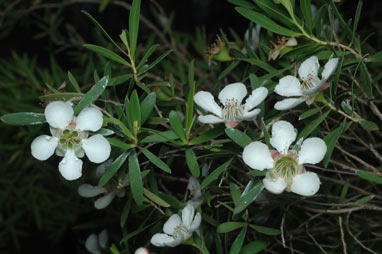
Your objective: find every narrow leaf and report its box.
[230,227,247,254]
[297,110,330,140]
[140,92,156,124]
[234,182,264,215]
[356,170,382,184]
[225,128,252,148]
[169,110,186,142]
[249,224,281,235]
[83,44,131,67]
[201,159,232,187]
[99,151,129,186]
[217,222,245,233]
[129,150,144,205]
[129,0,141,58]
[185,148,200,178]
[67,71,81,93]
[1,112,46,125]
[140,147,171,173]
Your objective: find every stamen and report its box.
[274,156,299,179]
[222,98,243,121]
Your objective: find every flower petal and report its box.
[274,75,303,97]
[298,137,327,164]
[270,120,297,154]
[78,184,107,197]
[45,101,74,129]
[85,234,100,254]
[263,173,287,194]
[31,135,58,160]
[94,193,115,209]
[274,98,305,110]
[244,27,260,50]
[298,56,320,81]
[291,172,320,196]
[194,91,222,117]
[96,159,113,178]
[321,58,339,81]
[58,149,83,180]
[198,114,224,124]
[182,203,195,229]
[243,141,274,171]
[82,134,111,163]
[76,107,103,132]
[189,212,202,232]
[238,109,260,120]
[150,233,183,247]
[187,176,202,200]
[135,247,150,254]
[218,83,247,105]
[98,229,108,249]
[163,214,181,236]
[244,87,268,110]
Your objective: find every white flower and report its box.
[150,203,202,247]
[135,247,150,254]
[31,101,111,180]
[78,184,116,209]
[187,176,202,209]
[274,56,339,110]
[194,83,268,128]
[242,25,261,53]
[85,229,108,254]
[242,120,326,196]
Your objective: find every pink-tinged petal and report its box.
[243,141,274,171]
[274,98,305,110]
[76,107,104,132]
[263,173,287,194]
[198,114,224,124]
[31,135,58,160]
[58,149,83,181]
[298,137,327,165]
[82,134,111,163]
[218,83,247,105]
[45,101,73,129]
[274,75,303,97]
[270,121,297,154]
[98,229,108,249]
[94,193,115,209]
[238,109,260,120]
[163,214,181,236]
[298,56,320,81]
[291,172,320,196]
[135,247,150,254]
[244,87,268,110]
[85,234,100,254]
[78,184,107,197]
[321,58,339,81]
[150,233,183,247]
[194,91,222,117]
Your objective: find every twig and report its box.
[338,217,347,254]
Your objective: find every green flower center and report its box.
[273,155,299,179]
[222,98,243,121]
[59,129,82,149]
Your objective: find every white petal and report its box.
[189,212,202,232]
[82,134,111,163]
[263,173,287,194]
[85,234,100,254]
[78,184,107,197]
[198,114,224,124]
[244,87,268,110]
[182,203,195,229]
[135,247,150,254]
[270,121,297,154]
[298,137,327,164]
[94,193,115,209]
[150,233,183,247]
[58,149,83,181]
[274,98,305,110]
[194,91,222,117]
[285,37,297,46]
[274,76,303,96]
[45,101,73,129]
[244,27,260,50]
[163,214,181,236]
[218,83,247,105]
[238,109,260,120]
[243,141,274,171]
[321,58,339,81]
[31,135,58,160]
[76,107,104,132]
[98,229,108,249]
[291,172,320,196]
[298,56,320,81]
[187,176,202,199]
[96,159,113,178]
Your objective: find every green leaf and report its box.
[240,240,268,254]
[260,118,270,147]
[129,0,141,58]
[169,110,186,142]
[1,112,46,125]
[356,170,382,184]
[186,61,195,134]
[103,117,135,140]
[143,188,170,207]
[67,71,81,93]
[83,44,131,67]
[136,44,159,70]
[74,76,109,115]
[230,183,241,206]
[248,170,267,177]
[120,195,132,227]
[356,195,375,204]
[185,148,200,178]
[40,92,84,102]
[140,130,178,143]
[99,151,130,186]
[201,159,232,188]
[249,224,281,235]
[360,120,379,131]
[359,62,373,98]
[225,128,252,148]
[227,0,255,8]
[297,110,330,140]
[140,147,171,173]
[217,222,245,233]
[107,138,135,150]
[129,150,144,205]
[368,51,382,63]
[218,61,240,80]
[299,107,322,120]
[234,181,264,215]
[235,7,300,36]
[140,92,156,124]
[189,125,225,145]
[129,90,141,126]
[230,227,247,254]
[323,121,350,167]
[278,0,294,16]
[300,0,312,32]
[138,50,173,76]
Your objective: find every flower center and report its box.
[222,98,243,121]
[52,120,87,152]
[301,74,319,90]
[273,155,300,180]
[174,223,188,238]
